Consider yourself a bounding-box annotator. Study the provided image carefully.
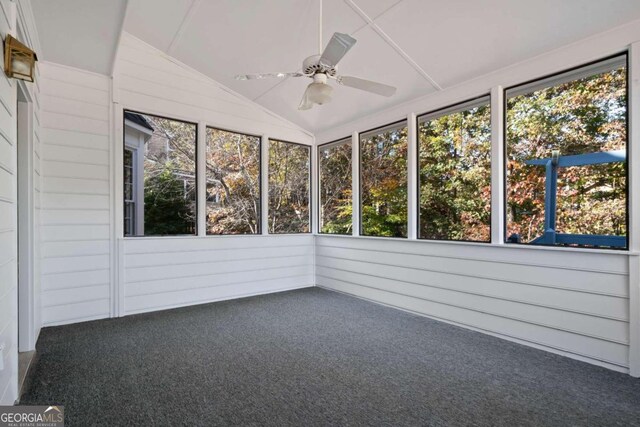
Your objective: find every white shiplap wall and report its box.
[0,0,17,404]
[123,236,313,315]
[0,0,42,405]
[115,33,315,315]
[39,62,112,326]
[37,32,315,322]
[316,236,630,372]
[313,21,640,375]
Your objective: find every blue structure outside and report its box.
[523,149,626,248]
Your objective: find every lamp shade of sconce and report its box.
[4,35,37,82]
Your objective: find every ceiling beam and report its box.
[167,0,202,55]
[344,0,442,91]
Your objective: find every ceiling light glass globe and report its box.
[307,82,333,105]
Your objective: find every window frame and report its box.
[416,94,492,243]
[358,119,409,239]
[503,52,629,251]
[267,138,313,235]
[122,109,199,238]
[205,125,263,236]
[317,137,353,235]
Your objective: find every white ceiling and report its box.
[31,0,128,75]
[31,0,640,133]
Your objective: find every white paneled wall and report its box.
[313,21,640,376]
[123,236,314,315]
[114,32,315,314]
[0,0,16,402]
[0,0,41,405]
[39,62,112,325]
[36,32,315,324]
[316,236,630,371]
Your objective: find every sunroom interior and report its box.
[1,0,640,425]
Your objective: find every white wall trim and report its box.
[407,112,417,240]
[351,131,359,236]
[311,135,318,234]
[490,86,504,244]
[16,84,35,351]
[628,40,640,377]
[261,135,269,234]
[197,121,206,236]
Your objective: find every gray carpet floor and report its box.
[21,287,640,426]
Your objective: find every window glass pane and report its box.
[268,140,310,233]
[360,122,408,237]
[319,139,352,234]
[123,111,197,236]
[206,128,261,234]
[506,56,627,249]
[418,98,491,241]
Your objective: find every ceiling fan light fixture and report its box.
[306,81,333,105]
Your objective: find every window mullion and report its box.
[491,85,505,244]
[197,121,207,237]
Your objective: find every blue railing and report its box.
[521,149,626,248]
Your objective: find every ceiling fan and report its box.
[234,0,397,110]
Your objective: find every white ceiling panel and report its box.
[124,0,195,52]
[170,0,366,102]
[113,0,640,133]
[31,0,128,75]
[374,0,640,88]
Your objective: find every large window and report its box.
[319,138,352,234]
[360,121,408,237]
[206,128,261,234]
[268,139,311,234]
[123,111,197,236]
[506,55,627,249]
[417,97,491,242]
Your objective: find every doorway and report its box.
[16,81,35,395]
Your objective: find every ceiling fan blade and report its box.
[319,33,356,67]
[337,76,396,97]
[298,85,314,110]
[235,72,304,81]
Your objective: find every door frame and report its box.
[17,79,36,352]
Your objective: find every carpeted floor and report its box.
[22,287,640,426]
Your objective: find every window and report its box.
[360,121,408,237]
[268,139,311,233]
[417,97,491,242]
[123,111,197,236]
[506,55,627,249]
[206,128,261,234]
[123,148,135,236]
[319,138,352,234]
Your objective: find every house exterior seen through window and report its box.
[123,111,197,237]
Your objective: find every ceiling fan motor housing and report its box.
[303,55,337,77]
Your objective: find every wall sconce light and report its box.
[4,35,37,82]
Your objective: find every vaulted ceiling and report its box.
[32,0,640,134]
